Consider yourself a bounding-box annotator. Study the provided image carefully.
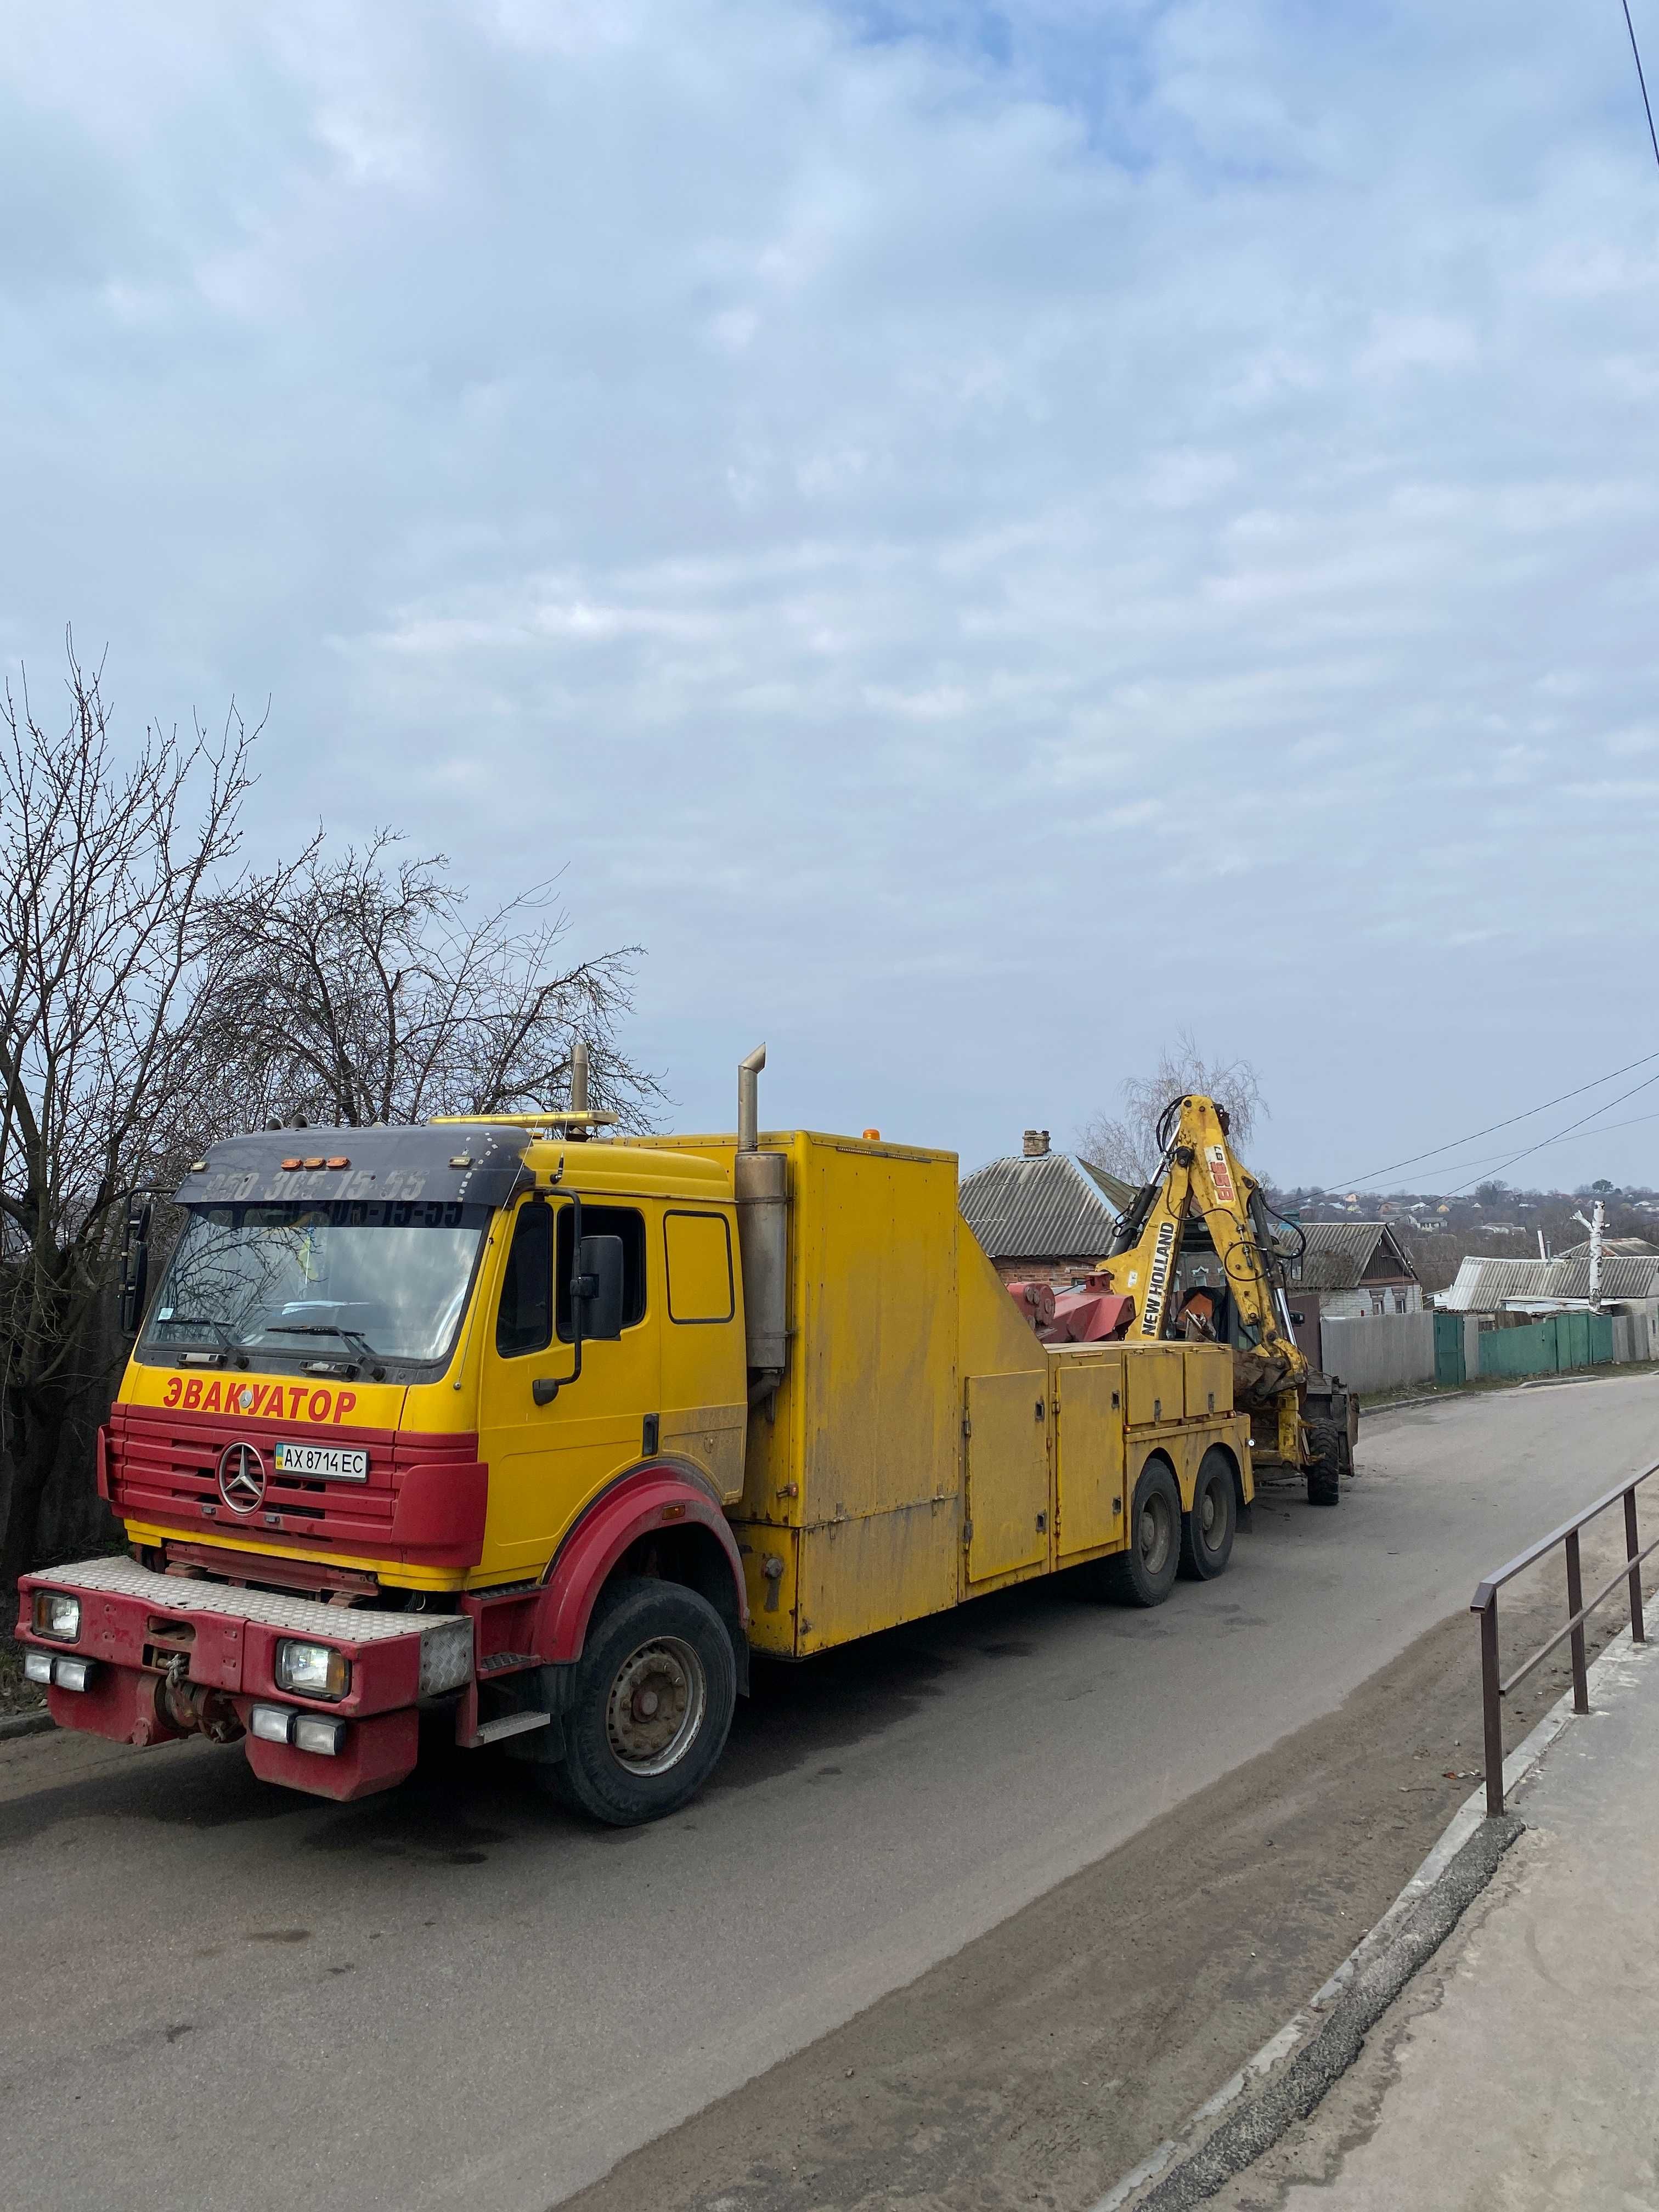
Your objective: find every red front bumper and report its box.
[16,1557,473,1802]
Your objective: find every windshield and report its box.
[142,1200,490,1368]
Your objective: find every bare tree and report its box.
[0,641,257,1601]
[1076,1028,1267,1184]
[200,833,661,1130]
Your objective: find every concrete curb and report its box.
[1089,1626,1652,2211]
[0,1706,53,1742]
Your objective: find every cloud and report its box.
[2,0,1658,1182]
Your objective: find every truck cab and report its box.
[20,1119,755,1820]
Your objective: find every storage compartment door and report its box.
[1056,1358,1126,1559]
[964,1373,1048,1583]
[1124,1346,1183,1426]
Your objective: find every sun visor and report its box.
[176,1124,532,1211]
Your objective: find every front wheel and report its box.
[543,1577,736,1826]
[1098,1459,1182,1607]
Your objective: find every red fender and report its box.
[532,1465,749,1664]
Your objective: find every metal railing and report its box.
[1471,1460,1659,1815]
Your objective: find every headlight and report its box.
[32,1591,81,1643]
[273,1640,351,1700]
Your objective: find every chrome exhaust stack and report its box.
[733,1045,787,1395]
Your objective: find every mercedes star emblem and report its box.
[217,1440,267,1514]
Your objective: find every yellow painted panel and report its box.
[659,1402,747,1505]
[958,1218,1049,1380]
[966,1372,1048,1583]
[664,1210,736,1322]
[1182,1344,1232,1420]
[1124,1346,1184,1427]
[732,1522,799,1655]
[795,1138,960,1524]
[796,1498,960,1652]
[1054,1354,1126,1558]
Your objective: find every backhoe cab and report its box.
[1101,1096,1356,1506]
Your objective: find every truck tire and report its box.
[1305,1415,1344,1509]
[541,1577,736,1826]
[1099,1459,1182,1607]
[1178,1448,1237,1581]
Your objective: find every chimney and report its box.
[1023,1129,1050,1158]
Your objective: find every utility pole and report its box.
[1572,1197,1607,1309]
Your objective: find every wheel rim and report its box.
[604,1635,708,1776]
[1199,1479,1223,1551]
[1139,1490,1174,1577]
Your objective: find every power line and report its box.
[1442,1066,1659,1196]
[1623,0,1659,174]
[1324,1046,1659,1190]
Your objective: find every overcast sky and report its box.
[4,2,1658,1190]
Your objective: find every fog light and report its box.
[24,1650,53,1686]
[274,1640,351,1700]
[250,1703,296,1745]
[52,1657,94,1692]
[293,1715,346,1757]
[31,1590,81,1643]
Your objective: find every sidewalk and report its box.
[1205,1632,1659,2208]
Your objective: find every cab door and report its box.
[477,1194,660,1577]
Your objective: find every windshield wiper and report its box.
[163,1315,240,1354]
[266,1323,380,1357]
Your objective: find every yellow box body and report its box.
[625,1130,1252,1656]
[117,1126,1251,1651]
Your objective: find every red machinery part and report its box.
[1051,1289,1136,1342]
[1006,1279,1057,1328]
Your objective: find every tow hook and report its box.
[156,1652,245,1744]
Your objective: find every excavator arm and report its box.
[1102,1095,1353,1505]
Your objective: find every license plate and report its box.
[272,1441,369,1482]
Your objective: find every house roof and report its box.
[958,1150,1123,1262]
[1555,1237,1657,1261]
[1441,1251,1659,1311]
[1293,1221,1419,1293]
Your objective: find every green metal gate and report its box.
[1434,1310,1466,1387]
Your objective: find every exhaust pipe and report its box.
[733,1046,787,1387]
[569,1037,590,1114]
[737,1043,765,1152]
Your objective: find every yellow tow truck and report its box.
[18,1052,1257,1825]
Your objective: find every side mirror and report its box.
[119,1197,153,1337]
[1288,1311,1305,1327]
[572,1234,625,1342]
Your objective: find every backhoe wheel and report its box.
[1305,1416,1344,1509]
[544,1577,736,1826]
[1178,1448,1237,1581]
[1101,1459,1182,1607]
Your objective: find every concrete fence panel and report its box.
[1319,1309,1436,1394]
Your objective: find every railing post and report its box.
[1565,1528,1590,1713]
[1480,1594,1505,1816]
[1626,1486,1646,1646]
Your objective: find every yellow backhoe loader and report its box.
[1097,1095,1356,1506]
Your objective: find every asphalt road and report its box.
[4,1374,1656,2212]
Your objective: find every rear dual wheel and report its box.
[1178,1447,1238,1581]
[1097,1458,1182,1607]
